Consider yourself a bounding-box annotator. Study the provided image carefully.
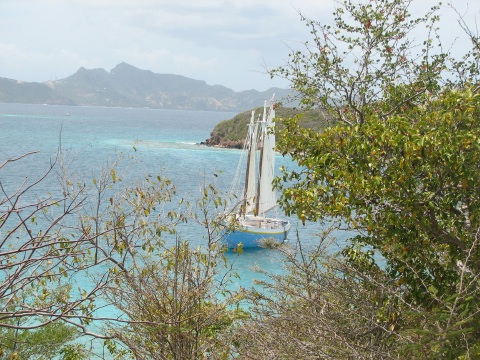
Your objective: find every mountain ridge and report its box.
[0,63,294,112]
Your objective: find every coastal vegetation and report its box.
[202,106,332,148]
[1,0,480,359]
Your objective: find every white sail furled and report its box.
[257,97,277,215]
[243,111,258,215]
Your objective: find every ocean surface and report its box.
[0,102,335,354]
[0,103,331,288]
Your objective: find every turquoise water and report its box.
[0,103,328,287]
[0,103,333,355]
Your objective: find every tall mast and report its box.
[242,111,258,217]
[255,101,267,215]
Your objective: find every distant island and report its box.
[0,62,295,112]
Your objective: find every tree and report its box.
[271,0,448,126]
[269,0,480,357]
[103,238,241,360]
[274,85,480,358]
[1,140,249,359]
[0,150,182,355]
[0,151,101,334]
[0,319,80,359]
[231,233,410,359]
[231,220,479,359]
[101,181,244,360]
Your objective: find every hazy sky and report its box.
[0,0,478,91]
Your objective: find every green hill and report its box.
[202,106,332,148]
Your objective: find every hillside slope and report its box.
[202,107,332,148]
[0,63,295,112]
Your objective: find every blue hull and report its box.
[223,218,291,249]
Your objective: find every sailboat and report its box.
[223,96,291,248]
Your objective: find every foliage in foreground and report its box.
[2,1,480,359]
[230,234,404,359]
[103,238,243,360]
[260,0,480,357]
[273,84,480,358]
[277,88,480,293]
[0,321,80,359]
[273,74,480,360]
[231,228,479,359]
